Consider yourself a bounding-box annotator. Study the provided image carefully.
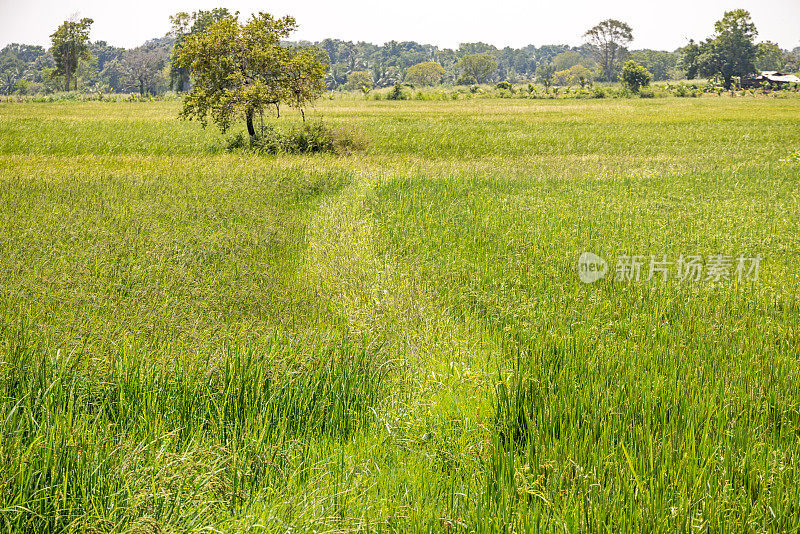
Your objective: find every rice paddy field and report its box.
[1,95,800,533]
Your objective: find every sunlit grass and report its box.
[1,96,799,532]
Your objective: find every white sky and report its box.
[1,0,798,52]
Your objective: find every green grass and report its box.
[1,96,799,532]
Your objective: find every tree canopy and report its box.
[168,9,232,91]
[456,54,498,84]
[49,18,94,91]
[680,9,759,88]
[583,20,633,82]
[629,50,677,81]
[535,63,555,91]
[344,71,373,92]
[405,61,445,86]
[755,41,785,71]
[554,64,593,87]
[174,12,328,137]
[551,50,596,73]
[123,41,169,95]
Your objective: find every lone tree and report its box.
[124,45,168,96]
[619,60,652,92]
[583,19,633,82]
[49,17,94,91]
[174,12,328,138]
[535,63,555,92]
[680,10,758,88]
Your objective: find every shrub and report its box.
[457,74,477,85]
[670,83,702,98]
[619,60,653,92]
[639,87,655,98]
[227,122,363,155]
[386,82,408,101]
[495,81,513,91]
[592,86,606,98]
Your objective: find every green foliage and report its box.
[630,49,679,81]
[670,82,703,97]
[551,50,592,71]
[175,12,327,136]
[386,82,408,100]
[168,9,232,92]
[0,44,49,96]
[49,18,94,91]
[755,41,786,71]
[535,63,555,91]
[583,19,633,81]
[619,60,653,92]
[554,64,594,87]
[228,121,363,154]
[123,41,169,95]
[455,53,498,84]
[681,10,759,88]
[404,61,445,86]
[344,70,373,93]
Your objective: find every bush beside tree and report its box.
[619,60,652,92]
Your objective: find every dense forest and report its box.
[2,8,798,95]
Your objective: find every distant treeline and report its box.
[2,8,798,96]
[1,38,174,95]
[302,40,687,87]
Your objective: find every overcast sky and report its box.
[1,0,798,52]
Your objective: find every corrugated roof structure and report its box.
[760,71,800,84]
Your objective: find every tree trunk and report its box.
[723,75,732,90]
[65,67,71,92]
[246,108,255,138]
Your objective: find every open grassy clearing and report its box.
[1,97,800,532]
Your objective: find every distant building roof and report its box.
[758,71,800,84]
